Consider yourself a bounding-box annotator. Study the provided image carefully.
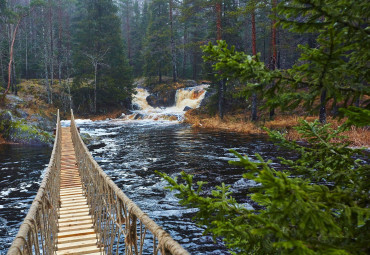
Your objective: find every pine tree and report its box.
[160,2,370,251]
[158,119,370,254]
[130,0,144,77]
[203,0,370,123]
[72,0,133,113]
[274,0,370,123]
[143,0,171,83]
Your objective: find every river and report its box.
[1,85,293,254]
[0,118,294,254]
[0,144,51,252]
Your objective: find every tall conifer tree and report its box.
[72,0,133,112]
[143,0,171,83]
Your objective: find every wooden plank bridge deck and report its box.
[7,110,189,255]
[57,127,101,255]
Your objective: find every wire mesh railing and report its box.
[70,110,189,255]
[7,110,61,255]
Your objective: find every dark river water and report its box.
[0,119,292,254]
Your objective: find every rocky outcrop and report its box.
[146,90,177,108]
[29,113,56,132]
[0,110,53,146]
[0,94,55,146]
[199,89,214,108]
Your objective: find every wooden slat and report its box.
[59,219,93,228]
[58,239,97,251]
[57,127,102,254]
[58,215,93,223]
[60,205,89,212]
[57,234,97,244]
[56,246,101,255]
[59,223,93,232]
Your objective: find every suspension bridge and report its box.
[7,110,189,255]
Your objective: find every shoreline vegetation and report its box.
[1,79,368,148]
[184,109,370,148]
[75,107,369,148]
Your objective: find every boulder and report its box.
[146,94,159,107]
[146,89,177,108]
[183,106,193,111]
[199,90,215,108]
[30,114,55,132]
[0,111,13,122]
[9,121,53,146]
[134,113,145,120]
[15,109,29,119]
[132,103,141,110]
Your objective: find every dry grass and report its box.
[0,134,7,144]
[185,110,370,147]
[17,80,58,119]
[185,110,264,134]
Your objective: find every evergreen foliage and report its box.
[143,0,171,83]
[202,0,370,123]
[158,119,370,254]
[129,0,145,77]
[72,0,133,112]
[157,0,370,254]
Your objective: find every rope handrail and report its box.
[7,110,61,255]
[70,110,189,255]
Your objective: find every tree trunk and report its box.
[0,51,4,86]
[251,4,258,121]
[49,0,54,87]
[216,1,224,119]
[251,7,257,56]
[263,26,266,63]
[94,63,97,113]
[218,79,226,120]
[3,5,35,96]
[12,61,17,95]
[57,0,63,87]
[331,96,338,117]
[216,2,222,41]
[158,61,162,83]
[66,58,73,111]
[319,88,327,124]
[42,9,52,104]
[251,92,258,121]
[355,95,360,107]
[125,1,131,64]
[182,24,187,78]
[192,52,197,80]
[271,0,277,69]
[169,0,177,82]
[269,0,277,119]
[4,20,22,96]
[25,32,28,79]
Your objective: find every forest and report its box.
[1,0,352,117]
[0,0,369,254]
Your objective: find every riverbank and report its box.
[0,80,58,146]
[184,109,370,147]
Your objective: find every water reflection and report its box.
[0,144,51,251]
[78,120,289,254]
[0,120,293,254]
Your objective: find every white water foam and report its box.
[125,84,209,122]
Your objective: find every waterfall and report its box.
[132,88,154,111]
[127,84,209,121]
[173,86,207,111]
